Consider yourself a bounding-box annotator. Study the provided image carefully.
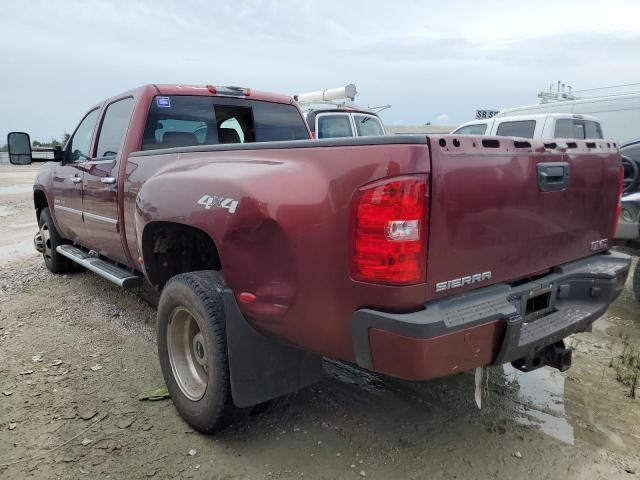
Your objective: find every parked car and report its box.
[451,113,603,140]
[496,90,640,145]
[294,85,386,139]
[7,83,630,433]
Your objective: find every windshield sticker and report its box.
[156,97,171,108]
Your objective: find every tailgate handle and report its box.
[537,162,570,192]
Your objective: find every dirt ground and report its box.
[1,164,639,480]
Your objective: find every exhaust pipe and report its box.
[512,341,572,373]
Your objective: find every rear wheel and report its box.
[36,207,72,273]
[157,271,242,433]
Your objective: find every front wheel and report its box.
[36,207,72,273]
[157,271,242,433]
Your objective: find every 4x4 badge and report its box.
[197,195,238,214]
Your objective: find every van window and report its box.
[453,124,487,135]
[96,97,134,158]
[141,95,308,150]
[317,114,353,138]
[496,120,536,138]
[354,114,384,136]
[554,119,603,139]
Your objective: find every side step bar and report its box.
[56,245,142,289]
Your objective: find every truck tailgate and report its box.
[426,137,621,300]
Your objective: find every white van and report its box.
[451,113,603,140]
[495,92,640,145]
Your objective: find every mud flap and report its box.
[223,290,323,408]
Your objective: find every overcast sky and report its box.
[1,0,640,142]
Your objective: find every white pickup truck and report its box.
[451,113,604,141]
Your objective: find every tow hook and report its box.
[511,341,573,373]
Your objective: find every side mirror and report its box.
[7,132,32,165]
[53,146,64,162]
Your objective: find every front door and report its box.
[82,97,134,265]
[52,109,100,243]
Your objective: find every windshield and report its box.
[453,123,488,135]
[354,114,385,136]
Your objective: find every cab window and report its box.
[496,120,536,138]
[453,123,488,135]
[141,95,308,150]
[554,119,603,139]
[69,109,100,161]
[96,97,134,158]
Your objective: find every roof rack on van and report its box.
[293,84,390,114]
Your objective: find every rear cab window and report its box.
[554,119,603,139]
[141,95,309,150]
[453,123,488,135]
[495,120,536,138]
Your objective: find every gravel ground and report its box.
[1,164,639,479]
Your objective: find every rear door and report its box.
[82,96,134,264]
[426,136,620,300]
[53,108,100,243]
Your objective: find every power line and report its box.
[570,82,640,94]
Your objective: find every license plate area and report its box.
[509,285,556,323]
[523,286,555,321]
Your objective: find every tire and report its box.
[37,207,72,273]
[157,271,242,433]
[633,260,640,304]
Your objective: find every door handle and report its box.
[100,177,116,184]
[537,162,570,192]
[71,177,82,184]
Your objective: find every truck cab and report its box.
[452,113,604,140]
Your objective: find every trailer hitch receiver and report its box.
[511,341,572,373]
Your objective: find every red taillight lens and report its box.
[351,176,428,284]
[612,165,624,237]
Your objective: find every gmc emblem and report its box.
[590,239,608,251]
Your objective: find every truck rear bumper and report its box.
[352,252,631,381]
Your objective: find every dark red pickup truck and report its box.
[7,84,630,433]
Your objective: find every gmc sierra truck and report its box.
[7,84,630,433]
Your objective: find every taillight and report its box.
[612,165,624,237]
[351,176,428,284]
